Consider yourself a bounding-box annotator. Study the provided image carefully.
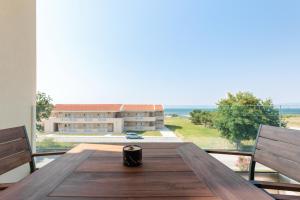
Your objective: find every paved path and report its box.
[160,127,177,137]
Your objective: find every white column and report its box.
[0,0,36,182]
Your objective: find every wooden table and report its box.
[0,143,274,200]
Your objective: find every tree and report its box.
[190,110,214,128]
[214,92,285,149]
[36,92,54,131]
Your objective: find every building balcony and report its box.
[155,115,164,120]
[58,128,110,133]
[124,126,156,131]
[50,117,119,123]
[123,116,156,121]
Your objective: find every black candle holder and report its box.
[123,145,142,167]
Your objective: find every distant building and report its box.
[44,104,164,134]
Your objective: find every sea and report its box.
[164,106,300,117]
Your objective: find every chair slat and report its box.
[0,126,34,175]
[0,151,32,175]
[254,149,300,182]
[253,125,300,182]
[256,137,300,165]
[0,139,28,160]
[259,125,300,146]
[0,126,26,143]
[272,194,300,200]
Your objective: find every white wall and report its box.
[0,0,36,182]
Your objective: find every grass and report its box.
[36,138,77,152]
[283,115,300,128]
[132,131,161,136]
[165,117,254,150]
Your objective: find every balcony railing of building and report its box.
[123,116,157,121]
[124,126,156,131]
[58,128,110,133]
[54,117,120,123]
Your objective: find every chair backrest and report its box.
[0,126,34,175]
[253,125,300,182]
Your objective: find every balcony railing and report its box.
[53,117,119,123]
[58,128,110,133]
[124,126,156,131]
[155,116,164,120]
[123,116,156,121]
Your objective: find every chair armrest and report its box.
[32,151,66,157]
[272,194,300,200]
[0,183,14,190]
[205,149,253,156]
[251,180,300,192]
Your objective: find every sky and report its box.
[37,0,300,105]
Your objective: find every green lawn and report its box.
[283,115,300,128]
[36,138,76,151]
[165,117,254,150]
[133,131,161,136]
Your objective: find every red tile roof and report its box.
[53,104,122,112]
[154,104,163,111]
[122,104,164,111]
[53,104,164,112]
[122,104,154,111]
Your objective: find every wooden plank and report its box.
[0,139,28,160]
[259,125,300,146]
[272,194,300,200]
[0,183,14,190]
[0,126,26,143]
[76,143,187,150]
[43,197,220,200]
[256,137,300,164]
[49,171,215,198]
[62,143,185,156]
[251,180,300,191]
[0,151,31,175]
[32,151,66,157]
[205,149,252,156]
[252,125,300,185]
[254,149,300,182]
[76,157,191,172]
[125,142,187,149]
[0,145,92,200]
[91,147,180,158]
[178,143,274,200]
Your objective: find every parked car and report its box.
[126,134,144,139]
[126,132,137,135]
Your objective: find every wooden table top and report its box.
[0,143,274,200]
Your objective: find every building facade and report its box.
[44,104,164,134]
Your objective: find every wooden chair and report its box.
[0,126,66,190]
[206,125,300,200]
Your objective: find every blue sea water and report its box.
[164,107,300,116]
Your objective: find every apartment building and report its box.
[44,104,164,134]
